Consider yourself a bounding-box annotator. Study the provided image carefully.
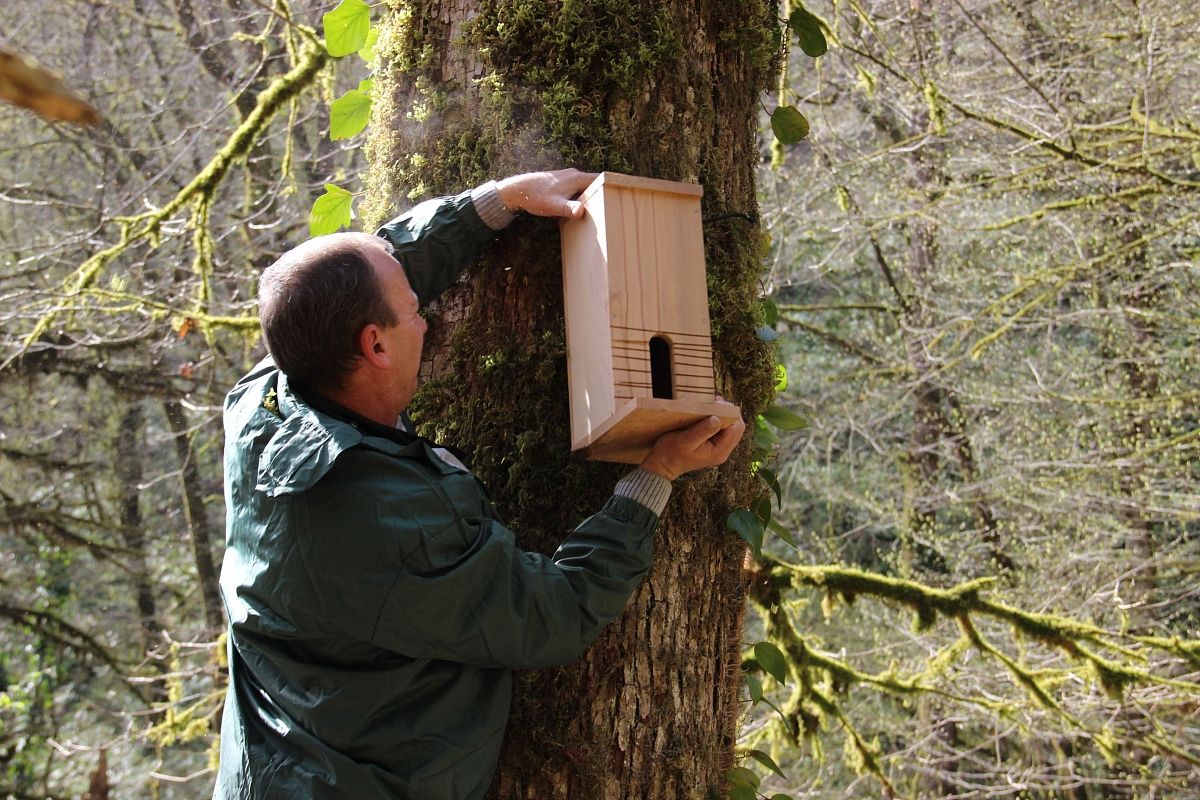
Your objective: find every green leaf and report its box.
[309,184,354,237]
[761,405,808,431]
[748,749,787,779]
[752,416,779,454]
[358,26,379,64]
[767,518,797,549]
[745,672,764,703]
[771,104,811,144]
[758,467,782,505]
[322,0,371,57]
[762,297,779,326]
[358,77,375,94]
[752,496,772,525]
[727,509,765,557]
[726,766,761,790]
[770,795,797,800]
[754,641,789,685]
[774,364,788,392]
[728,785,756,800]
[789,6,828,57]
[329,89,372,140]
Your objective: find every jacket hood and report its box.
[242,366,456,497]
[251,370,365,497]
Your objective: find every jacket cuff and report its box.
[471,181,516,231]
[614,468,672,517]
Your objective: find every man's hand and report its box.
[639,413,746,482]
[496,169,598,220]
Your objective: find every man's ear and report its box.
[358,323,391,370]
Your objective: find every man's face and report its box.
[362,238,427,412]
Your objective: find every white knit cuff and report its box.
[614,468,672,517]
[470,181,516,230]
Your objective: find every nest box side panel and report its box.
[560,187,616,450]
[606,183,717,406]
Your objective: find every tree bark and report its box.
[162,400,223,634]
[114,403,168,694]
[365,1,776,796]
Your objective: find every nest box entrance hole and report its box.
[649,335,674,400]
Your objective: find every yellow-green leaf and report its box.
[358,26,379,64]
[309,183,354,236]
[322,0,371,58]
[330,89,372,140]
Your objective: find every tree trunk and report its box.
[162,400,223,634]
[365,1,776,796]
[114,403,168,695]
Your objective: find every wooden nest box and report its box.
[560,172,741,463]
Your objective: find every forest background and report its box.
[0,0,1197,798]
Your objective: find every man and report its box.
[214,169,745,799]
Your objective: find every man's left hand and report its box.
[496,169,598,220]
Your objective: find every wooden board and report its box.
[604,178,715,405]
[579,397,743,464]
[561,178,617,447]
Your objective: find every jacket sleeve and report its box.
[305,452,660,669]
[374,189,500,309]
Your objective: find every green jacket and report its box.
[214,189,665,800]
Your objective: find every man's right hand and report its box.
[495,169,597,220]
[639,413,746,482]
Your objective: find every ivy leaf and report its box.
[309,183,354,236]
[358,26,379,64]
[728,783,756,800]
[358,77,375,94]
[752,496,773,525]
[754,641,789,685]
[330,89,372,140]
[752,416,779,454]
[789,6,828,57]
[761,405,808,431]
[726,766,761,792]
[767,518,797,549]
[762,297,779,326]
[771,104,810,144]
[748,749,787,779]
[322,0,371,58]
[758,467,782,505]
[727,509,765,557]
[745,672,764,703]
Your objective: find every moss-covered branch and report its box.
[19,35,328,350]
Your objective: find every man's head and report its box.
[259,233,426,417]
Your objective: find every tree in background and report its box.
[0,1,338,794]
[749,0,1200,795]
